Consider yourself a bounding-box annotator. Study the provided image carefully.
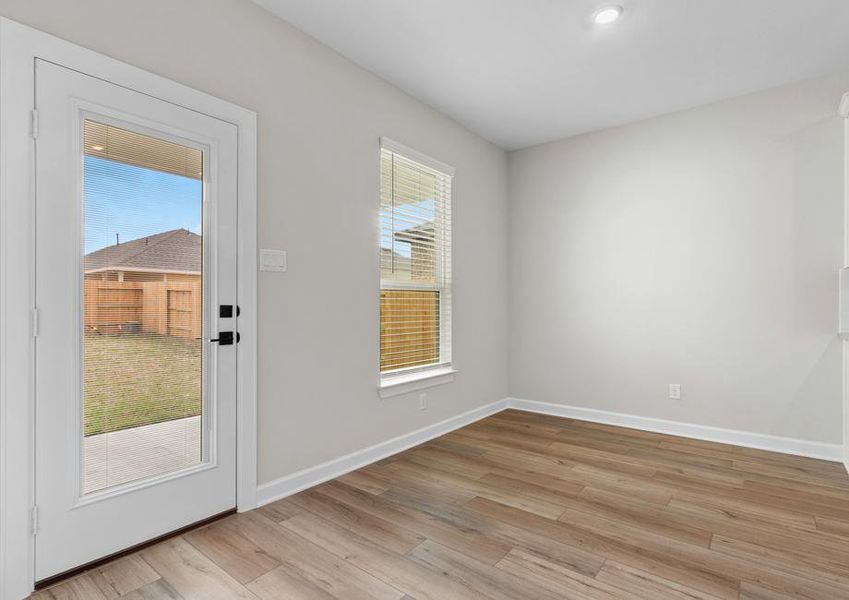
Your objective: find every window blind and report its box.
[380,141,452,374]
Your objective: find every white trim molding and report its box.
[509,398,843,462]
[257,395,843,511]
[379,136,455,176]
[256,398,509,506]
[379,366,457,399]
[842,91,849,474]
[0,18,257,600]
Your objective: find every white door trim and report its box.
[841,92,849,475]
[0,17,257,600]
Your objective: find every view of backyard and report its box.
[83,333,201,436]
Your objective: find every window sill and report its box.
[379,367,457,399]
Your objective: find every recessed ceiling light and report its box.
[593,5,623,25]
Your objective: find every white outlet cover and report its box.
[669,384,682,400]
[259,249,287,272]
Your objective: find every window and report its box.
[379,138,453,389]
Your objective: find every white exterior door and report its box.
[34,59,238,581]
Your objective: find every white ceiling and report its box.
[254,0,849,150]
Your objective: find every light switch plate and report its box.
[259,249,287,272]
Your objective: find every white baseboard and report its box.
[508,398,843,462]
[256,396,844,507]
[256,398,509,507]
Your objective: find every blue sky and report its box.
[380,198,434,258]
[84,156,202,254]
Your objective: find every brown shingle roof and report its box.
[84,229,201,273]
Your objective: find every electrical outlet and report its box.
[669,383,681,400]
[419,392,427,410]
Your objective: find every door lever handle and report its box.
[209,331,234,345]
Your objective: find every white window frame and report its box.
[378,138,456,398]
[0,18,257,599]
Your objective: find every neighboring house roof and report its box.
[84,228,201,273]
[395,221,434,246]
[381,222,434,274]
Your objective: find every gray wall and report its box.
[509,70,849,444]
[0,0,509,483]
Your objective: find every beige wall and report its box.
[0,0,508,483]
[508,70,849,444]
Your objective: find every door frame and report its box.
[0,18,258,600]
[842,92,849,475]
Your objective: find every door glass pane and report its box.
[82,119,205,495]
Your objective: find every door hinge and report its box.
[31,109,39,140]
[32,307,39,338]
[31,505,39,536]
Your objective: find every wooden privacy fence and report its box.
[84,279,202,339]
[380,289,440,372]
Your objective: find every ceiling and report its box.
[254,0,849,150]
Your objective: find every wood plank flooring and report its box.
[31,410,849,599]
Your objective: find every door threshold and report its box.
[34,507,236,591]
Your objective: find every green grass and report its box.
[84,333,201,436]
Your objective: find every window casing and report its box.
[379,139,453,383]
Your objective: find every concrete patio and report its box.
[83,415,201,494]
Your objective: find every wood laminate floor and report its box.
[32,410,849,599]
